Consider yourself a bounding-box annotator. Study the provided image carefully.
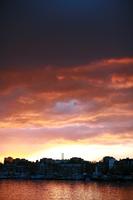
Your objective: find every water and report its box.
[0,180,133,200]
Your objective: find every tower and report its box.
[61,153,64,160]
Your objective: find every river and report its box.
[0,180,133,200]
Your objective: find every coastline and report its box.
[0,175,133,182]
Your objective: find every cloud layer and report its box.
[0,1,133,67]
[0,58,133,161]
[0,1,133,161]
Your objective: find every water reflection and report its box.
[0,180,133,200]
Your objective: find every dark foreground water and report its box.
[0,180,133,200]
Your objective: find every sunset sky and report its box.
[0,1,133,163]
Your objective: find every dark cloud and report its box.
[0,0,133,67]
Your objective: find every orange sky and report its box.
[0,58,133,162]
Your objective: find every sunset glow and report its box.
[0,1,133,163]
[0,58,133,162]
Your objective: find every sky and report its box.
[0,0,133,162]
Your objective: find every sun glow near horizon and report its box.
[1,135,133,163]
[26,142,133,163]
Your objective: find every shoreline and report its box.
[0,176,133,182]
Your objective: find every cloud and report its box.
[0,1,133,67]
[0,57,133,161]
[0,58,133,126]
[0,0,133,161]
